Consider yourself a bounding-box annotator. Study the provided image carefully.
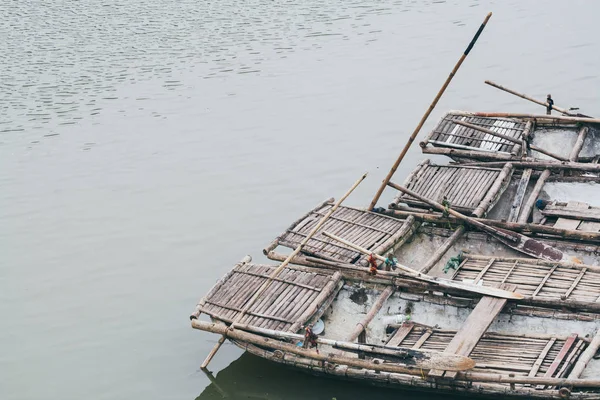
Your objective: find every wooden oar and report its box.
[199,172,368,369]
[387,181,582,264]
[484,80,591,118]
[321,231,523,300]
[192,320,476,372]
[368,12,493,210]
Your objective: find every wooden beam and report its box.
[541,206,600,223]
[346,286,394,342]
[570,126,589,162]
[473,112,600,124]
[385,208,600,242]
[528,338,557,378]
[508,168,532,222]
[518,169,550,224]
[569,329,600,379]
[387,323,414,347]
[536,334,578,389]
[429,283,517,379]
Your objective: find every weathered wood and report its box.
[347,286,395,342]
[542,206,600,223]
[508,168,532,222]
[262,198,334,255]
[387,323,414,347]
[419,226,465,273]
[531,265,558,297]
[570,126,590,162]
[388,182,580,263]
[288,272,343,333]
[471,162,514,217]
[429,284,516,378]
[421,145,517,161]
[529,338,557,378]
[190,256,252,320]
[536,334,578,389]
[463,160,600,172]
[564,268,588,299]
[484,80,583,117]
[473,112,600,124]
[267,251,600,313]
[569,329,600,379]
[191,320,476,372]
[368,12,493,210]
[518,169,550,224]
[321,231,523,299]
[473,258,495,284]
[201,175,366,368]
[385,208,600,242]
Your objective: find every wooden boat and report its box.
[190,144,600,399]
[190,14,600,399]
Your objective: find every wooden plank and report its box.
[555,339,586,379]
[429,283,516,379]
[531,265,558,298]
[536,333,578,389]
[412,330,433,349]
[565,268,587,299]
[500,261,519,284]
[528,338,557,378]
[473,258,495,284]
[578,221,600,232]
[387,323,414,347]
[554,218,581,230]
[542,206,600,222]
[508,169,532,223]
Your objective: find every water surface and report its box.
[2,0,600,399]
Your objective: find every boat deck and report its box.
[199,261,342,332]
[451,256,600,304]
[422,111,528,155]
[389,162,511,214]
[271,202,411,264]
[387,324,587,382]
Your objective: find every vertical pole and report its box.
[368,12,492,210]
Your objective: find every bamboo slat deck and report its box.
[451,256,600,304]
[200,262,342,332]
[275,204,409,264]
[386,325,587,381]
[423,111,528,154]
[390,163,505,214]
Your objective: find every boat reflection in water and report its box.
[196,352,445,400]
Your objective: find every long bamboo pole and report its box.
[200,172,368,368]
[346,286,394,342]
[321,231,523,300]
[386,181,580,264]
[484,80,584,117]
[385,208,600,243]
[474,112,600,124]
[368,12,493,210]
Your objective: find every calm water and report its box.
[2,0,600,399]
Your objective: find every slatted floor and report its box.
[451,256,600,303]
[201,263,341,332]
[391,164,504,213]
[424,112,528,153]
[387,324,587,380]
[541,201,600,233]
[276,204,409,264]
